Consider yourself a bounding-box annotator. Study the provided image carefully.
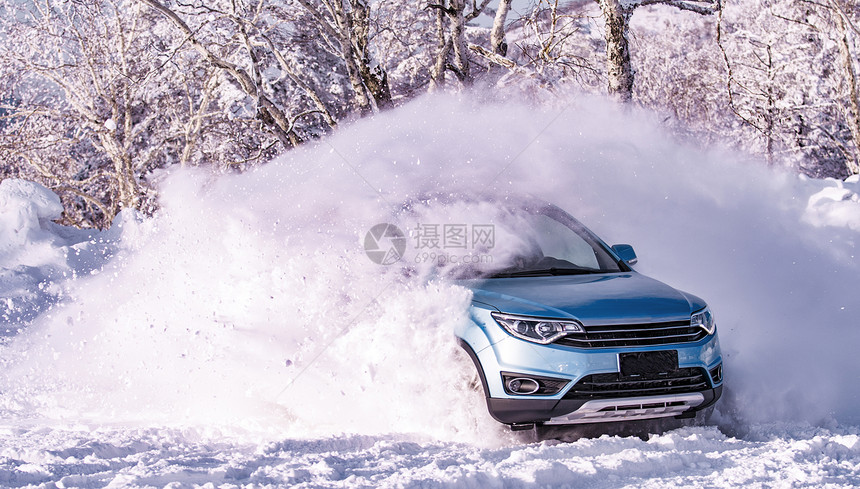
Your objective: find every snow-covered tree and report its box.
[828,0,860,175]
[515,0,600,85]
[428,0,492,88]
[6,0,860,229]
[632,13,727,142]
[0,0,177,225]
[715,0,858,176]
[141,0,326,147]
[370,0,439,96]
[598,0,720,102]
[0,0,321,227]
[288,0,394,112]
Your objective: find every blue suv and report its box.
[454,200,723,431]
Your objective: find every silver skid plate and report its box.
[544,392,705,425]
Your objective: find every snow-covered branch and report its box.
[629,0,720,14]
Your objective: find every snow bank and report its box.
[0,179,65,274]
[2,93,860,444]
[803,175,860,231]
[0,179,142,330]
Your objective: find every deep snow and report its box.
[2,93,860,487]
[2,424,859,488]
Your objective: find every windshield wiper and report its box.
[489,267,601,278]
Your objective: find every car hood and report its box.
[464,272,705,325]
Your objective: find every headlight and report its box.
[691,307,716,335]
[491,312,584,344]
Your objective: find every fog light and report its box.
[501,372,570,396]
[709,364,723,384]
[506,377,539,394]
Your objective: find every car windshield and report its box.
[396,197,626,279]
[398,198,629,279]
[482,205,625,278]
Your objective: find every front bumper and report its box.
[486,386,722,424]
[457,309,724,425]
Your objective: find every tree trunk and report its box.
[764,43,776,167]
[599,0,634,103]
[449,0,472,84]
[98,131,138,214]
[835,8,860,174]
[328,2,373,114]
[351,0,393,109]
[491,0,512,55]
[430,7,450,91]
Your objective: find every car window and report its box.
[528,213,600,269]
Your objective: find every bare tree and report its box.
[0,0,177,226]
[467,0,599,92]
[598,0,720,102]
[517,0,599,80]
[139,0,318,147]
[428,0,492,88]
[291,0,393,113]
[370,0,439,96]
[714,0,859,176]
[0,0,308,227]
[830,0,860,174]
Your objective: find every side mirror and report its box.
[611,244,638,266]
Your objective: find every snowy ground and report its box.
[3,424,860,488]
[3,93,860,487]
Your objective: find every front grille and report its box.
[563,367,711,400]
[554,320,707,348]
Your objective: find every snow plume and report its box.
[2,93,860,443]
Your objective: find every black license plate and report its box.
[619,350,679,377]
